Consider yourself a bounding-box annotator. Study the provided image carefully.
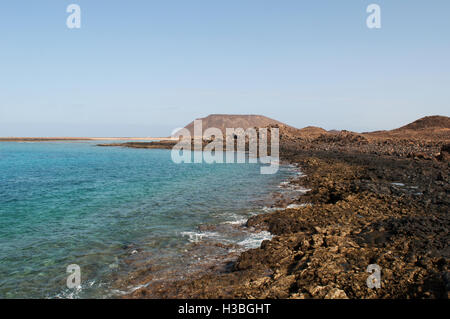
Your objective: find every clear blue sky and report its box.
[1,0,449,137]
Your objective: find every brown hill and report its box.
[180,114,295,136]
[297,126,329,138]
[177,114,449,142]
[395,115,450,131]
[179,114,332,140]
[365,115,450,141]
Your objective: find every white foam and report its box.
[180,231,220,243]
[277,180,311,194]
[54,279,96,299]
[262,206,284,212]
[237,231,273,249]
[295,187,311,193]
[286,203,310,209]
[110,282,151,297]
[391,182,405,187]
[223,219,247,225]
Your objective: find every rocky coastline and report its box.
[126,125,449,299]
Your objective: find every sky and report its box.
[0,0,449,137]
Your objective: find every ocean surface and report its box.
[0,141,295,298]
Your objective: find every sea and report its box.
[0,141,296,298]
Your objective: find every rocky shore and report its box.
[126,116,449,299]
[97,141,177,149]
[127,145,447,297]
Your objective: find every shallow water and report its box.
[0,142,294,298]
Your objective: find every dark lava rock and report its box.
[126,135,449,299]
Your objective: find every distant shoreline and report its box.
[0,137,175,142]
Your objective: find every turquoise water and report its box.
[0,142,293,298]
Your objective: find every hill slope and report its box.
[395,115,450,131]
[181,114,294,136]
[177,114,449,141]
[365,115,450,141]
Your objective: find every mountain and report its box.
[180,114,295,136]
[177,114,449,141]
[395,115,450,131]
[296,126,329,138]
[366,115,450,140]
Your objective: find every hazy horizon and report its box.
[1,1,449,137]
[1,113,449,138]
